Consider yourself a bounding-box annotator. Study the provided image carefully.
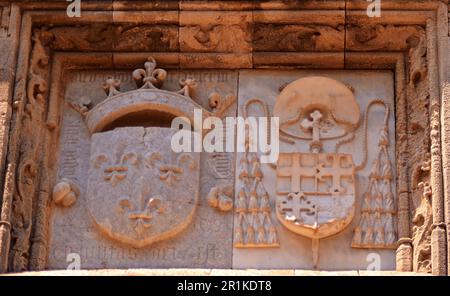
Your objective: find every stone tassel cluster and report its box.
[234,152,279,248]
[352,127,397,248]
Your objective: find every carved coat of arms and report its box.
[276,153,356,239]
[78,57,205,248]
[272,76,396,266]
[86,127,199,248]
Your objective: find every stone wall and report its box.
[0,0,449,275]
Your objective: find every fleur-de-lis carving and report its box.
[102,77,121,97]
[146,152,197,186]
[132,56,167,89]
[177,77,197,98]
[92,152,139,186]
[118,184,163,236]
[68,97,92,118]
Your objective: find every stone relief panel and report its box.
[48,64,237,269]
[48,62,397,270]
[233,70,396,270]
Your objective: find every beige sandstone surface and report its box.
[0,0,449,276]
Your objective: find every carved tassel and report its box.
[256,225,266,245]
[363,226,374,245]
[238,154,249,180]
[374,191,384,212]
[245,224,255,245]
[250,154,263,180]
[352,226,363,245]
[259,192,271,212]
[234,144,279,248]
[361,185,373,212]
[234,226,244,246]
[234,214,245,246]
[266,222,279,245]
[384,213,397,245]
[374,213,385,245]
[248,188,259,212]
[381,157,393,181]
[235,187,247,213]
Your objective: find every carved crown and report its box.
[82,56,213,134]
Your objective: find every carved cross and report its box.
[315,155,355,195]
[300,110,323,152]
[277,154,303,193]
[279,192,317,226]
[277,154,354,195]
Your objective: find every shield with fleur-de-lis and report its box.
[86,126,199,248]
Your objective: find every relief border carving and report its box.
[0,1,447,275]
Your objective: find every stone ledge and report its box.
[2,269,431,276]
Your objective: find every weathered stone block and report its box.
[253,24,344,52]
[180,11,252,53]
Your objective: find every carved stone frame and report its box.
[0,1,448,275]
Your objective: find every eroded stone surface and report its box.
[180,11,252,53]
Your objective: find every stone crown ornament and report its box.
[86,56,212,134]
[78,57,214,248]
